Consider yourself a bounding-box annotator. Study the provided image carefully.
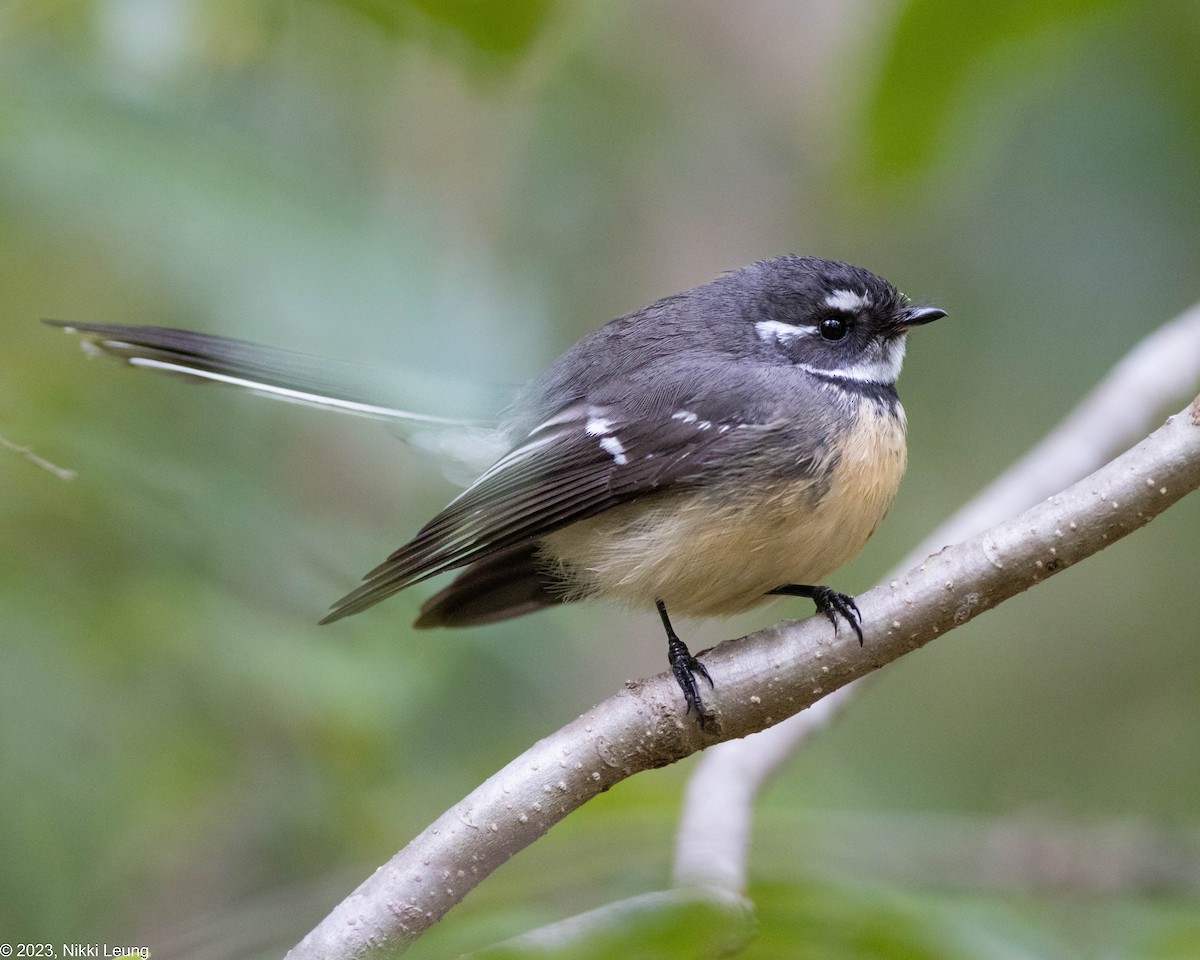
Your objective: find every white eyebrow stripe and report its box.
[754,319,816,343]
[824,289,870,312]
[125,357,464,424]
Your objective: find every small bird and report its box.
[49,256,943,726]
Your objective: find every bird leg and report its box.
[656,599,715,728]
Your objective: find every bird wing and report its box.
[321,400,777,622]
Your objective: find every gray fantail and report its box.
[48,255,944,726]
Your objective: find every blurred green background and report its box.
[3,1,1200,957]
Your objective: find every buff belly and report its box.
[540,402,909,618]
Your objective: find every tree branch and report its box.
[287,390,1200,957]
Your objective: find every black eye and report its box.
[818,314,849,341]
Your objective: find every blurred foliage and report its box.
[333,0,558,59]
[2,0,1200,958]
[864,0,1130,182]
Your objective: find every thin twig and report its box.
[0,431,77,480]
[287,394,1200,959]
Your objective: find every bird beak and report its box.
[902,305,946,327]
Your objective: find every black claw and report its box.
[769,583,865,646]
[814,586,864,645]
[657,599,716,728]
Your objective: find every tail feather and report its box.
[44,320,507,477]
[413,542,564,628]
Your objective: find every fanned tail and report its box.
[44,320,506,477]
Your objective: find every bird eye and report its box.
[818,315,849,341]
